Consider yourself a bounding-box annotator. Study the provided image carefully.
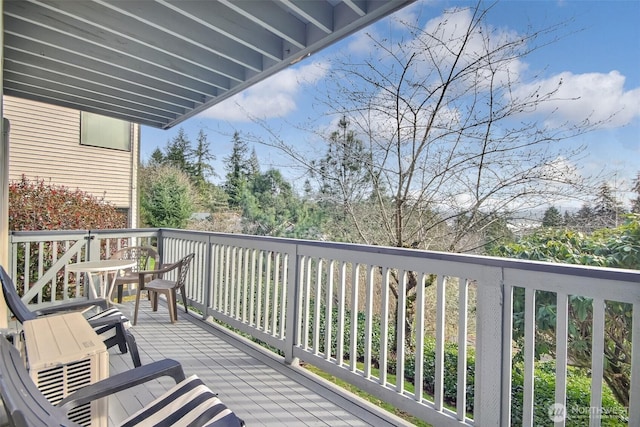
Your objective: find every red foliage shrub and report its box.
[9,175,126,231]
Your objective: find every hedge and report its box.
[309,304,627,425]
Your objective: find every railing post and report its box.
[86,231,100,261]
[474,266,505,426]
[156,229,164,264]
[284,244,299,366]
[203,235,213,319]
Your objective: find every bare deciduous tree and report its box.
[248,1,608,346]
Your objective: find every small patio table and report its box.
[67,259,137,303]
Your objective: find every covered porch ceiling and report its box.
[2,0,415,129]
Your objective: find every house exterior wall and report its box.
[3,96,139,227]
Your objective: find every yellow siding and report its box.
[3,96,138,224]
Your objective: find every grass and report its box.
[301,361,433,427]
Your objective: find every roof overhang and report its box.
[3,0,415,129]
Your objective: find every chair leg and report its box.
[180,285,188,313]
[171,289,178,322]
[133,289,142,326]
[166,291,175,323]
[125,330,142,367]
[151,291,159,311]
[114,323,128,354]
[117,284,124,304]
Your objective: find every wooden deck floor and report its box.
[107,302,411,427]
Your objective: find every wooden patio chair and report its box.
[0,266,141,367]
[133,253,195,325]
[109,245,159,303]
[0,335,245,427]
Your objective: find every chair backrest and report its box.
[0,335,81,427]
[110,246,158,272]
[175,253,195,287]
[0,266,38,323]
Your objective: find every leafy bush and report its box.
[511,362,627,426]
[8,176,126,298]
[305,300,627,425]
[9,175,125,231]
[140,165,195,228]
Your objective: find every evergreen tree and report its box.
[139,165,195,228]
[542,206,562,227]
[148,148,165,166]
[247,148,261,178]
[594,182,625,228]
[164,127,193,174]
[191,129,216,187]
[224,132,251,207]
[573,203,594,232]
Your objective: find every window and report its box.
[80,112,131,151]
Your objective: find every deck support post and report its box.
[474,266,505,426]
[284,244,300,366]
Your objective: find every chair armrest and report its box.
[86,314,125,328]
[32,298,109,316]
[57,359,186,413]
[137,262,180,287]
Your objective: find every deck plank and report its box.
[106,302,410,427]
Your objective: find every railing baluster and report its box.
[227,247,238,317]
[555,292,569,427]
[589,298,605,427]
[256,252,264,329]
[38,241,44,304]
[325,260,334,361]
[364,264,374,379]
[337,261,346,366]
[380,267,389,385]
[313,258,323,356]
[279,254,288,339]
[414,272,425,403]
[264,252,272,334]
[272,253,281,336]
[223,245,231,314]
[457,277,468,421]
[350,263,360,373]
[523,287,536,426]
[302,256,311,350]
[435,274,446,411]
[242,248,249,322]
[630,303,640,426]
[396,270,406,394]
[249,249,256,326]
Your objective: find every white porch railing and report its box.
[8,228,640,426]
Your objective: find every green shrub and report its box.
[511,362,627,426]
[306,303,627,425]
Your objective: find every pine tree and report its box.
[224,132,251,207]
[164,127,193,174]
[594,182,625,228]
[542,206,562,227]
[247,148,261,178]
[192,129,216,186]
[148,148,165,166]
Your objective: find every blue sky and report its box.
[141,0,640,207]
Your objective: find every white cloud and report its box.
[199,60,329,122]
[513,71,640,128]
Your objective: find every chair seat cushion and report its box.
[119,375,244,427]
